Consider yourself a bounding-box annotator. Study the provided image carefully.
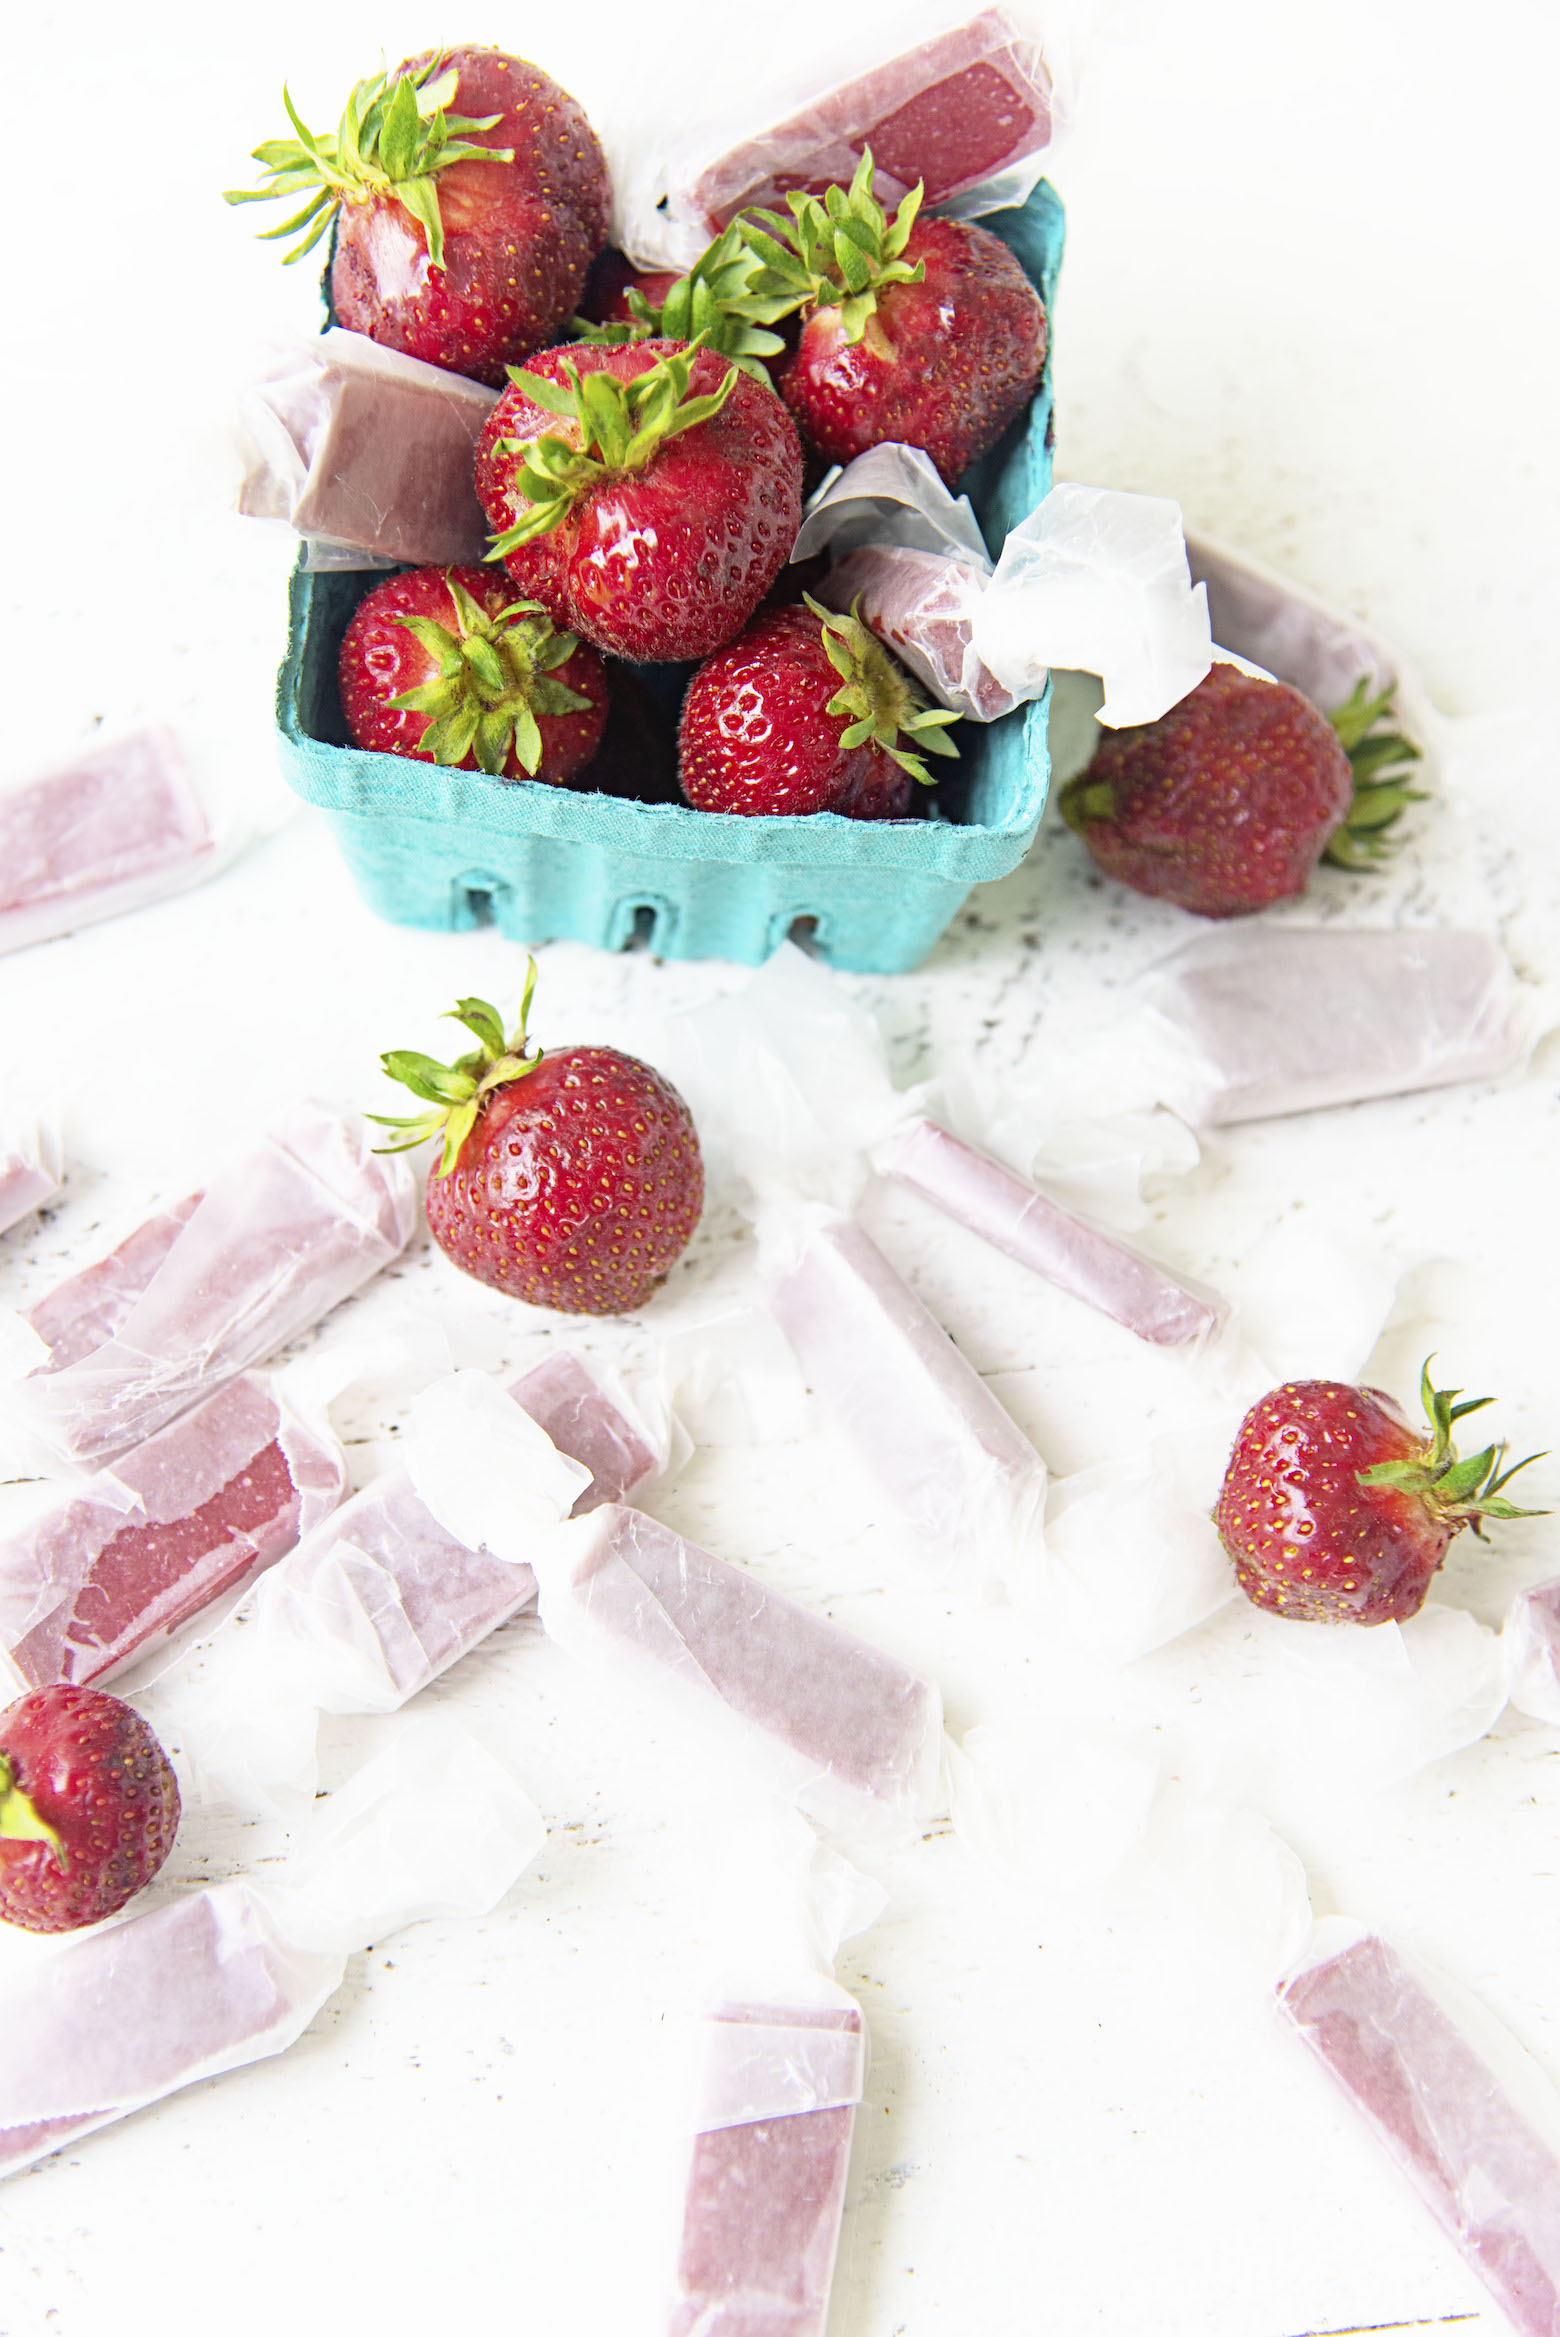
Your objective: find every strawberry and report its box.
[678,597,960,818]
[572,226,800,387]
[475,339,804,663]
[338,566,607,784]
[735,150,1048,485]
[227,46,610,386]
[1058,665,1424,917]
[372,967,704,1314]
[1214,1363,1544,1626]
[0,1686,180,1933]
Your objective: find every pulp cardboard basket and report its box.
[275,182,1064,974]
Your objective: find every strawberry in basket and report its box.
[228,46,610,385]
[338,568,608,785]
[735,149,1048,485]
[475,340,804,662]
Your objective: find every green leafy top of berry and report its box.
[389,577,592,778]
[805,594,961,786]
[224,56,510,269]
[735,148,926,346]
[1356,1358,1546,1536]
[0,1754,64,1867]
[370,966,542,1176]
[569,226,794,383]
[487,343,741,554]
[1322,677,1427,871]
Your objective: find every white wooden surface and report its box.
[3,3,1560,2332]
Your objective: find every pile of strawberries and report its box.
[231,45,1050,823]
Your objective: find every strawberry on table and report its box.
[1214,1363,1544,1626]
[475,339,804,663]
[372,966,703,1315]
[678,596,960,818]
[0,1686,180,1933]
[735,149,1049,486]
[338,567,608,784]
[227,46,610,386]
[1058,664,1423,917]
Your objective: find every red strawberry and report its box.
[475,340,804,662]
[0,1686,180,1933]
[736,150,1048,486]
[228,47,610,386]
[1058,665,1425,917]
[577,247,683,328]
[678,597,959,818]
[1214,1364,1544,1626]
[572,227,802,388]
[372,969,703,1314]
[338,566,607,784]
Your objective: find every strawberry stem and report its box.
[804,595,961,785]
[225,55,512,269]
[570,225,793,382]
[370,962,543,1175]
[1355,1357,1547,1536]
[0,1755,64,1868]
[735,147,926,346]
[387,578,593,777]
[487,343,741,554]
[1321,677,1426,871]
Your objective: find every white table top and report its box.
[3,3,1560,2333]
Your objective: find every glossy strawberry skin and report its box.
[337,566,608,785]
[474,341,804,662]
[778,217,1047,487]
[0,1686,180,1933]
[331,46,610,386]
[1062,665,1355,917]
[678,605,914,819]
[424,1047,703,1314]
[1214,1381,1451,1625]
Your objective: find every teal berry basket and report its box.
[275,179,1064,974]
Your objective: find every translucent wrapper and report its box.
[526,1502,943,1854]
[1279,1917,1560,2336]
[875,1114,1220,1348]
[161,1365,662,1812]
[1256,1602,1509,1794]
[666,1815,880,2337]
[0,1117,63,1235]
[22,1191,201,1373]
[791,444,993,568]
[236,330,500,570]
[818,546,1019,720]
[1041,1438,1237,1662]
[622,5,1065,270]
[770,1214,1047,1595]
[6,1102,419,1469]
[1186,530,1410,723]
[1501,1574,1560,1726]
[0,1717,545,2181]
[971,482,1213,725]
[0,726,226,956]
[0,1370,348,1693]
[1136,926,1533,1127]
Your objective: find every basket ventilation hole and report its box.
[786,917,821,955]
[623,906,658,951]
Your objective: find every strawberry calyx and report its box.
[225,56,511,269]
[569,226,792,383]
[487,343,742,554]
[1356,1359,1547,1538]
[736,148,926,348]
[369,963,543,1176]
[805,594,961,785]
[1321,678,1426,871]
[388,578,592,777]
[0,1755,64,1868]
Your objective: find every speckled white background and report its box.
[2,2,1560,2333]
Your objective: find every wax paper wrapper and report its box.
[619,3,1072,270]
[1039,1431,1238,1661]
[0,724,237,957]
[0,1116,63,1236]
[1501,1573,1560,1727]
[150,1367,657,1813]
[793,443,994,568]
[1280,1915,1560,2335]
[971,482,1213,724]
[0,1714,544,2180]
[1134,926,1534,1127]
[3,1101,419,1470]
[236,329,500,570]
[0,1368,349,1694]
[818,545,1019,720]
[665,1813,881,2337]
